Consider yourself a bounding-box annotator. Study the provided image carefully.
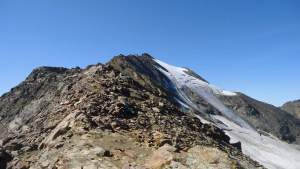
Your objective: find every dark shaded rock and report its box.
[103,150,113,157]
[231,142,242,150]
[280,125,296,143]
[0,148,12,169]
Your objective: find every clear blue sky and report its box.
[0,0,299,106]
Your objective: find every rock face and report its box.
[281,100,300,119]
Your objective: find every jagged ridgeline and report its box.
[0,54,299,169]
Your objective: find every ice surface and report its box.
[154,59,252,129]
[154,58,300,169]
[214,115,300,169]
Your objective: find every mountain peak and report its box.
[1,54,300,169]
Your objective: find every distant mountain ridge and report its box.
[281,100,300,119]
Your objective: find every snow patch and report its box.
[214,115,300,169]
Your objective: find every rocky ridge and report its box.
[0,56,263,169]
[109,54,300,145]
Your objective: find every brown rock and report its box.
[144,144,176,169]
[185,146,232,169]
[152,131,172,147]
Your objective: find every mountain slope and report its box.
[109,54,300,144]
[281,100,300,119]
[219,93,300,143]
[109,54,300,169]
[150,58,300,169]
[0,54,299,169]
[0,57,262,169]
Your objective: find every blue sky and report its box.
[0,0,299,106]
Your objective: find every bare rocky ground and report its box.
[0,56,264,169]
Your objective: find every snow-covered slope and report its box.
[154,59,251,129]
[214,115,300,169]
[154,59,300,169]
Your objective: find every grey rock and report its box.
[281,100,300,119]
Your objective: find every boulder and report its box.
[185,146,232,169]
[144,144,176,169]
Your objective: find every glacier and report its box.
[154,59,252,129]
[154,58,300,169]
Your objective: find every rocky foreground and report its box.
[0,55,266,169]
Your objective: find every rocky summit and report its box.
[0,54,299,169]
